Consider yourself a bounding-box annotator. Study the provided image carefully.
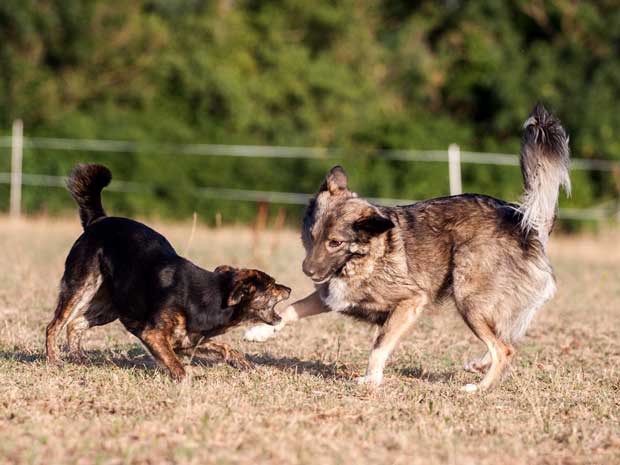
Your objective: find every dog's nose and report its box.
[302,258,316,278]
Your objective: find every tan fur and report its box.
[246,106,569,391]
[45,272,103,365]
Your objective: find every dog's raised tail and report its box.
[67,164,112,229]
[519,104,571,244]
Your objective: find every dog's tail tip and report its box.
[68,163,112,191]
[67,164,112,229]
[523,102,550,128]
[519,104,571,241]
[522,103,570,166]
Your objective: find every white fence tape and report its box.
[0,136,618,171]
[1,133,618,221]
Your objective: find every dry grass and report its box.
[0,216,619,465]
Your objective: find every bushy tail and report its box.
[67,164,112,229]
[519,104,571,244]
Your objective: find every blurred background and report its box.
[0,0,619,229]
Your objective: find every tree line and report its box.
[0,0,618,225]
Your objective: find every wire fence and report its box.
[1,135,618,170]
[1,125,619,222]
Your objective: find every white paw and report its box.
[243,324,277,342]
[461,383,479,393]
[356,373,383,387]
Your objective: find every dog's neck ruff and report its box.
[319,252,376,312]
[321,277,354,312]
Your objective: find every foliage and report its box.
[0,0,618,223]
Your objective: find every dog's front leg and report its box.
[357,296,426,387]
[199,341,253,370]
[139,328,186,381]
[244,291,330,342]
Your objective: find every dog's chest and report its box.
[322,279,355,312]
[321,278,396,326]
[167,309,236,349]
[321,277,389,312]
[170,322,195,349]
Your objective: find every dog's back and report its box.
[64,164,183,313]
[64,216,180,316]
[393,192,552,337]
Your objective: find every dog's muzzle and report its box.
[262,312,282,326]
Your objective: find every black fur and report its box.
[67,163,112,229]
[46,165,290,378]
[64,217,245,332]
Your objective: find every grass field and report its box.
[0,216,619,465]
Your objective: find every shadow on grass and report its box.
[0,349,457,384]
[0,346,229,372]
[397,366,457,384]
[247,353,354,380]
[0,350,44,364]
[0,346,351,380]
[0,347,153,370]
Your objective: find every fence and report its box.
[1,120,619,222]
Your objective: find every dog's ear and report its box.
[214,265,237,274]
[319,166,349,196]
[353,208,395,240]
[227,274,257,307]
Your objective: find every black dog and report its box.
[45,164,290,380]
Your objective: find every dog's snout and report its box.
[278,285,291,300]
[302,258,316,278]
[262,311,282,326]
[302,258,332,283]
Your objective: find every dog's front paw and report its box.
[355,372,383,387]
[243,324,277,342]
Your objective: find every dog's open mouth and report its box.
[255,305,282,326]
[262,314,282,326]
[258,289,290,325]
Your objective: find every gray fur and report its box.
[298,106,570,390]
[519,103,571,243]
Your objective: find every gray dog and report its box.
[246,104,570,392]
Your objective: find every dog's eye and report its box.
[328,240,343,248]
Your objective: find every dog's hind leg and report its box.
[66,316,90,361]
[46,292,75,365]
[459,311,514,392]
[46,272,102,365]
[244,291,329,342]
[66,294,118,362]
[357,295,426,387]
[463,351,492,374]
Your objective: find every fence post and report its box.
[448,143,462,196]
[10,119,23,220]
